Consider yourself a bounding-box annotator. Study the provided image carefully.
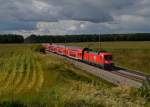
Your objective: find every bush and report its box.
[0,101,25,107]
[31,45,45,53]
[138,78,150,100]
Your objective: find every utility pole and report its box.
[65,36,66,54]
[99,33,102,50]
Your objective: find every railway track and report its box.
[45,51,150,88]
[112,66,150,82]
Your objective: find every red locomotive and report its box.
[83,49,113,68]
[43,44,113,69]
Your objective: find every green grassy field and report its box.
[0,44,149,107]
[66,41,150,74]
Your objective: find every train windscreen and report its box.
[104,55,112,61]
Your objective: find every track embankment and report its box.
[46,51,146,88]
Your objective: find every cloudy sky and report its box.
[0,0,150,36]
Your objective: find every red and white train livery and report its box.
[43,43,113,69]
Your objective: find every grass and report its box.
[0,44,149,106]
[65,41,150,74]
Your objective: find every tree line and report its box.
[0,34,24,43]
[25,33,150,43]
[0,33,150,43]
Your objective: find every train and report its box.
[43,43,113,69]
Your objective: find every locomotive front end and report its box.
[103,53,113,69]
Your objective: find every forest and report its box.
[25,33,150,43]
[0,34,24,43]
[0,33,150,43]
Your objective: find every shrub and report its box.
[138,78,150,100]
[31,45,45,53]
[0,101,25,107]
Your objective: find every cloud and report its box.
[0,0,150,34]
[0,21,36,31]
[36,20,87,35]
[0,0,140,22]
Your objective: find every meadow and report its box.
[66,41,150,74]
[0,44,149,107]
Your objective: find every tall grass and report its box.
[0,44,149,107]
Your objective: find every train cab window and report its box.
[104,55,112,61]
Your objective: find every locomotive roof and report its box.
[88,50,108,54]
[88,51,99,54]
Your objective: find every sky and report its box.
[0,0,150,36]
